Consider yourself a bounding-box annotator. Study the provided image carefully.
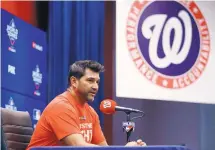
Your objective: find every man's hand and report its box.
[137,139,147,146]
[125,139,147,146]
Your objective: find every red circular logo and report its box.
[126,0,210,89]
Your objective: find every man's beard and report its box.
[86,93,95,102]
[75,88,96,102]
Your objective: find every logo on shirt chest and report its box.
[79,116,86,120]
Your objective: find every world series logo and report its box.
[32,65,43,96]
[6,19,18,53]
[126,0,210,89]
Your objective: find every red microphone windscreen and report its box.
[100,99,117,114]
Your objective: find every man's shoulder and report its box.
[45,91,76,114]
[87,105,99,117]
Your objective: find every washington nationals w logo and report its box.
[126,0,210,89]
[142,10,192,68]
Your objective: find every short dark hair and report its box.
[68,60,105,85]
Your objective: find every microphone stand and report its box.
[122,112,135,143]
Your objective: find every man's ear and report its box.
[70,76,78,88]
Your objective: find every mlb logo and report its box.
[33,109,41,121]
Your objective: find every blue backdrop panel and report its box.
[1,88,46,128]
[1,88,26,112]
[1,9,47,102]
[24,97,46,129]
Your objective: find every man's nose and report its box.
[92,83,98,90]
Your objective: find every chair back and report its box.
[1,107,33,150]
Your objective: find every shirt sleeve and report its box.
[45,102,82,140]
[91,110,106,144]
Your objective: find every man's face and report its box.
[75,68,100,102]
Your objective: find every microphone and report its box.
[100,99,144,114]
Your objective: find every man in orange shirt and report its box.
[27,60,145,149]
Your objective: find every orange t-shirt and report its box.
[26,91,105,150]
